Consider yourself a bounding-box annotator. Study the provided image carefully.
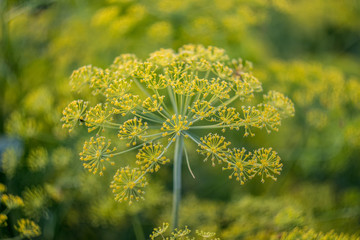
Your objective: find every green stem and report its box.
[167,86,178,114]
[171,133,184,230]
[135,134,176,182]
[182,93,192,116]
[132,214,145,240]
[184,144,195,179]
[180,94,183,115]
[156,109,169,120]
[190,123,245,129]
[154,89,172,117]
[134,113,163,124]
[110,136,163,156]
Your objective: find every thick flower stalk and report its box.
[61,45,294,227]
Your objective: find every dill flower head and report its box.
[14,218,41,238]
[0,183,6,193]
[110,166,148,205]
[5,111,39,139]
[196,230,217,239]
[118,117,148,146]
[252,148,282,183]
[80,136,116,176]
[222,147,254,185]
[0,214,7,227]
[69,65,98,93]
[150,222,169,239]
[1,194,24,209]
[51,147,73,169]
[1,148,19,178]
[150,223,220,240]
[264,90,295,118]
[22,186,48,219]
[61,100,88,132]
[136,143,170,173]
[62,44,294,204]
[172,226,191,238]
[27,147,48,172]
[197,133,231,166]
[271,227,360,240]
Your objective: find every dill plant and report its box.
[61,45,294,228]
[261,61,360,175]
[149,222,220,240]
[148,222,360,240]
[270,227,360,240]
[0,183,41,239]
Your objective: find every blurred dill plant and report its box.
[158,194,220,233]
[222,195,308,239]
[62,45,294,227]
[14,219,41,239]
[0,183,41,239]
[262,61,360,175]
[1,148,19,178]
[26,147,48,172]
[51,147,73,170]
[88,182,169,227]
[5,112,40,139]
[22,186,49,220]
[270,227,360,240]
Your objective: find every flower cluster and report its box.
[110,166,148,204]
[14,218,41,238]
[0,183,41,238]
[62,45,293,204]
[118,117,148,146]
[136,143,170,173]
[80,137,117,176]
[264,91,295,118]
[27,147,48,172]
[22,186,48,219]
[61,100,88,132]
[149,222,220,240]
[1,194,24,209]
[197,133,230,166]
[271,227,360,240]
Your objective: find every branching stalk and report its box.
[171,133,184,230]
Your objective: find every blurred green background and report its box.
[0,0,359,239]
